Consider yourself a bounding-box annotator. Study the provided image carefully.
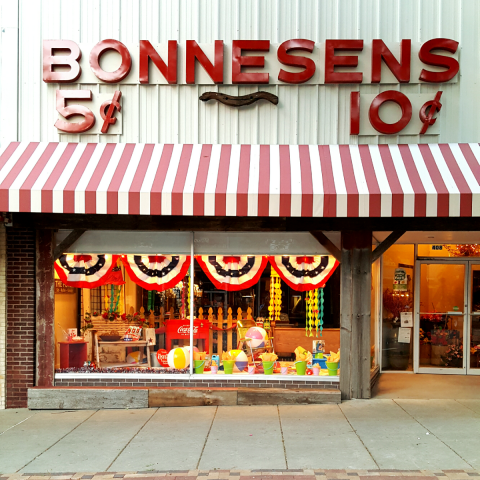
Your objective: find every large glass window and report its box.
[381,245,414,371]
[54,250,340,378]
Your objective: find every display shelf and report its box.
[95,334,153,368]
[59,341,88,369]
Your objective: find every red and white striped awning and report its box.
[0,142,479,217]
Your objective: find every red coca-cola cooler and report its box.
[164,319,209,352]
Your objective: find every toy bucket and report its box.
[248,365,255,375]
[281,366,288,375]
[194,360,205,374]
[312,366,320,376]
[294,360,307,375]
[210,365,218,374]
[326,361,339,376]
[263,361,275,375]
[223,360,235,374]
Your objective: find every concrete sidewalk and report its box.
[1,399,479,474]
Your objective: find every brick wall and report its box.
[55,376,340,389]
[6,228,36,408]
[0,225,6,409]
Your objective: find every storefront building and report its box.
[0,0,479,409]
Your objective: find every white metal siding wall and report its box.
[2,0,480,146]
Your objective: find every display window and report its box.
[381,245,415,372]
[53,248,341,378]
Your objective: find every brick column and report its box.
[0,225,6,409]
[6,228,35,408]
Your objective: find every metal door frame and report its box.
[414,258,468,374]
[467,261,480,375]
[413,257,480,375]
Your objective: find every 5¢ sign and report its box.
[54,89,122,134]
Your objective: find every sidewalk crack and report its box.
[338,403,379,469]
[106,408,158,471]
[0,413,36,436]
[18,410,98,473]
[277,405,288,469]
[393,399,474,469]
[453,399,480,417]
[196,406,218,469]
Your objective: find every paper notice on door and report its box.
[400,312,413,327]
[398,327,412,344]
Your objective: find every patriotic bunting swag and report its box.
[270,255,337,338]
[55,254,119,289]
[268,255,339,291]
[195,256,268,291]
[121,255,191,291]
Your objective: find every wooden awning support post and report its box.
[309,231,341,262]
[53,229,86,261]
[371,231,406,263]
[340,230,372,400]
[36,229,55,387]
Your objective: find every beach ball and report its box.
[167,347,190,369]
[245,327,267,349]
[229,349,248,372]
[185,345,199,353]
[126,351,143,364]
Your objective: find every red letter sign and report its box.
[89,39,132,83]
[418,38,459,83]
[139,40,177,84]
[232,40,270,84]
[277,39,316,84]
[350,92,360,135]
[368,90,412,134]
[54,90,95,133]
[325,40,363,84]
[371,39,411,83]
[43,40,82,83]
[186,40,224,84]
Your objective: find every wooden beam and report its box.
[371,230,406,263]
[309,231,341,262]
[340,230,372,400]
[36,230,55,388]
[53,229,86,261]
[10,212,480,233]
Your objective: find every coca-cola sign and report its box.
[156,349,169,367]
[177,325,199,336]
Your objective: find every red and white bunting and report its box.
[269,255,339,291]
[0,142,479,217]
[121,254,191,291]
[195,255,268,291]
[55,254,119,289]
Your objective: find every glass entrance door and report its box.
[416,262,466,373]
[467,263,480,374]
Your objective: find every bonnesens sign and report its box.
[42,38,459,136]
